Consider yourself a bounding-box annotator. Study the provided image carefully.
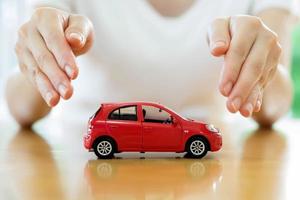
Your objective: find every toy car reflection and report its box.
[84,159,223,198]
[84,102,222,159]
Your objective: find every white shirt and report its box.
[31,0,298,121]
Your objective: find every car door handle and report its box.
[144,127,152,131]
[109,125,118,128]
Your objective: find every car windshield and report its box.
[163,106,188,120]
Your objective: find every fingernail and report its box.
[65,65,73,78]
[256,100,262,111]
[223,82,233,96]
[231,97,241,112]
[212,41,226,49]
[45,92,52,105]
[245,103,253,117]
[69,33,84,43]
[58,84,67,97]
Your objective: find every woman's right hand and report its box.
[15,7,94,107]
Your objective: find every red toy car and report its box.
[84,102,222,159]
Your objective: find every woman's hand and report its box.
[207,15,282,117]
[15,7,94,107]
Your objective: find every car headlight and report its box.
[205,124,218,133]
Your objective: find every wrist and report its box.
[5,73,51,128]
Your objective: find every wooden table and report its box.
[1,115,300,200]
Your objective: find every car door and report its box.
[106,105,142,151]
[141,105,182,151]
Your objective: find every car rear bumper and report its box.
[210,134,222,152]
[84,134,93,150]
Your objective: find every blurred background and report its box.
[0,0,30,119]
[292,26,300,118]
[0,0,299,118]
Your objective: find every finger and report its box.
[35,71,61,107]
[35,16,78,79]
[254,89,263,112]
[65,14,94,55]
[219,18,259,97]
[226,36,269,113]
[239,84,261,117]
[27,27,73,100]
[15,41,28,75]
[259,41,281,87]
[207,17,230,57]
[18,46,60,106]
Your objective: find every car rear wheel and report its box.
[93,138,115,159]
[186,137,208,158]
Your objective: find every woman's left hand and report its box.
[207,15,282,117]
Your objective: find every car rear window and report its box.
[108,106,137,121]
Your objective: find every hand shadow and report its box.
[5,128,66,200]
[236,127,287,200]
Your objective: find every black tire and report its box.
[93,138,115,159]
[185,137,208,159]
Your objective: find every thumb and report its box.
[207,17,231,57]
[65,14,94,56]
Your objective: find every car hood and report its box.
[181,118,207,131]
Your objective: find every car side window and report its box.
[108,106,137,121]
[142,106,172,124]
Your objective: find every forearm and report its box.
[5,73,51,128]
[253,65,293,127]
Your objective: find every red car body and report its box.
[84,102,222,158]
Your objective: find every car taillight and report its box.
[87,124,93,135]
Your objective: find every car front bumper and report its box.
[210,133,222,152]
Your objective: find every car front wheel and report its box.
[93,138,115,159]
[186,137,208,158]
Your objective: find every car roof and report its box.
[101,101,162,107]
[100,101,183,118]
